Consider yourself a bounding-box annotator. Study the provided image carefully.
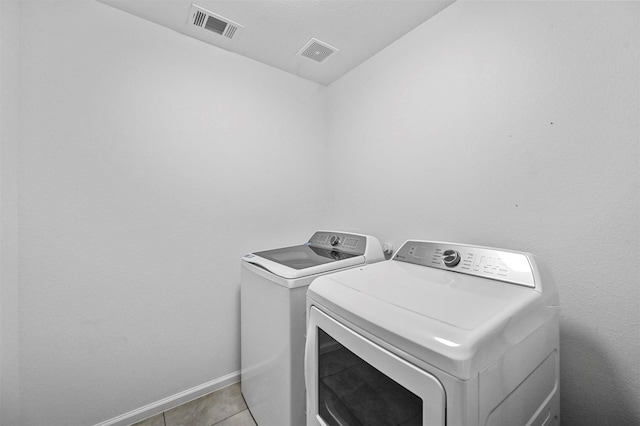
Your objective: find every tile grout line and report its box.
[133,383,253,426]
[210,408,247,426]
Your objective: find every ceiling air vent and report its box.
[297,38,339,63]
[188,4,243,40]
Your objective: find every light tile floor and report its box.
[132,383,256,426]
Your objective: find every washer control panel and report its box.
[308,231,367,255]
[394,240,535,288]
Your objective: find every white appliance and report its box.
[305,240,560,426]
[241,231,385,426]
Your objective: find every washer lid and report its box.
[242,230,384,279]
[307,259,558,380]
[243,245,365,279]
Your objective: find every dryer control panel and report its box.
[394,240,535,288]
[308,231,367,256]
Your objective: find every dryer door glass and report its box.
[317,328,422,426]
[306,307,445,426]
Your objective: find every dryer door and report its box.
[305,307,446,426]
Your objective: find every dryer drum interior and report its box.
[317,328,423,426]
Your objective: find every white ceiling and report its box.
[97,0,455,85]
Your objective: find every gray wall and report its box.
[0,0,21,424]
[325,2,639,425]
[10,1,328,424]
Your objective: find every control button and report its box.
[442,249,461,267]
[329,235,341,246]
[344,238,358,248]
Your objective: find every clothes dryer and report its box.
[241,231,385,426]
[305,240,560,426]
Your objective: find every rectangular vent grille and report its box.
[205,15,227,35]
[226,25,238,39]
[193,10,206,27]
[189,4,244,40]
[297,38,339,63]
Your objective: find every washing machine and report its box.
[241,231,386,426]
[305,240,560,426]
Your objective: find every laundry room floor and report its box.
[132,383,256,426]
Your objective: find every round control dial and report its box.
[328,235,341,246]
[442,249,461,267]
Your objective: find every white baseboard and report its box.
[94,370,241,426]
